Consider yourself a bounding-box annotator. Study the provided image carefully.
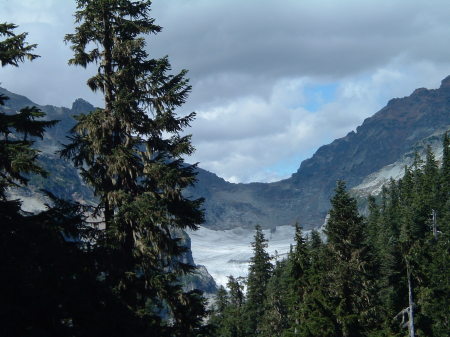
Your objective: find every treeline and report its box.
[1,1,211,336]
[211,139,450,337]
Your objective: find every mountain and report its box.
[352,129,446,198]
[187,76,450,229]
[2,76,450,231]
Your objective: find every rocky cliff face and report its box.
[352,130,446,199]
[2,75,450,231]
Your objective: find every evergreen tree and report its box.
[368,141,450,336]
[210,285,230,325]
[296,231,338,337]
[397,160,432,337]
[325,181,379,337]
[0,23,56,198]
[245,225,273,335]
[411,138,450,337]
[365,195,381,252]
[0,23,104,337]
[216,276,247,337]
[0,23,38,67]
[440,132,450,209]
[374,181,405,335]
[62,0,206,334]
[284,223,310,335]
[259,259,290,337]
[290,223,310,285]
[423,145,439,202]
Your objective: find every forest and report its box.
[0,1,449,336]
[210,143,450,337]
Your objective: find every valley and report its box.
[3,75,449,287]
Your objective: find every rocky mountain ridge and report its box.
[2,75,450,230]
[352,129,447,198]
[187,76,450,229]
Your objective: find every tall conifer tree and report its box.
[285,223,310,335]
[245,225,273,336]
[325,181,378,337]
[62,0,206,333]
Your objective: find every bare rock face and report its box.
[171,228,218,295]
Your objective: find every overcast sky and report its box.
[2,0,450,183]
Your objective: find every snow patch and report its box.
[353,131,446,197]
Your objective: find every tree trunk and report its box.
[102,8,114,114]
[432,209,437,240]
[406,261,415,337]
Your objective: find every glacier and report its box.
[187,225,300,287]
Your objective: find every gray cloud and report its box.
[151,0,450,80]
[2,0,450,182]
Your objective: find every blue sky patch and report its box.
[303,82,338,112]
[264,149,317,181]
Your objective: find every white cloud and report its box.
[187,59,450,182]
[2,0,450,182]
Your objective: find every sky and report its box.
[2,0,450,183]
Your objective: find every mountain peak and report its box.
[411,87,428,96]
[440,75,450,89]
[71,98,94,114]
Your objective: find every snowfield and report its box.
[187,225,301,287]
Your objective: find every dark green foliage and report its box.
[364,137,450,337]
[210,285,229,324]
[0,23,111,337]
[0,22,38,68]
[442,132,450,197]
[61,0,207,334]
[214,152,448,336]
[210,277,247,337]
[280,224,310,336]
[259,259,290,337]
[0,106,58,197]
[0,197,144,337]
[2,4,209,335]
[324,181,380,337]
[325,181,365,260]
[0,24,57,198]
[245,225,273,335]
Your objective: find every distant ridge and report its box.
[2,76,450,230]
[188,76,450,229]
